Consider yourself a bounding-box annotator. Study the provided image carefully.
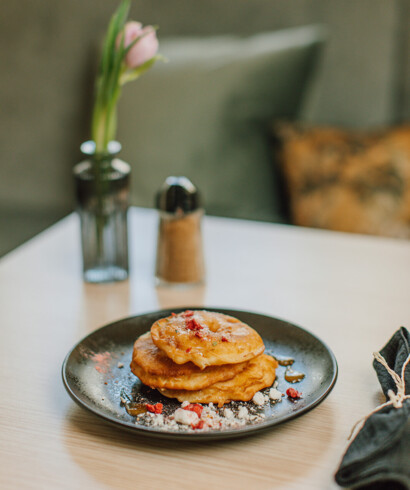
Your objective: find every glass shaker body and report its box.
[155,208,205,286]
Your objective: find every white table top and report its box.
[0,207,409,489]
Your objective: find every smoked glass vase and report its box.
[73,141,130,283]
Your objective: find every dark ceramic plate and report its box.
[62,308,337,440]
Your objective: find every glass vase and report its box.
[73,141,130,283]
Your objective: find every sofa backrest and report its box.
[0,0,409,221]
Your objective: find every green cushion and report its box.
[118,25,326,221]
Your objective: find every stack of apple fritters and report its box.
[130,310,278,407]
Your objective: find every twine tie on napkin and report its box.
[348,352,410,440]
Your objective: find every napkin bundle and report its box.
[335,327,410,489]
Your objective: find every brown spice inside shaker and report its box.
[156,210,204,284]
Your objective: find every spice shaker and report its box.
[155,176,205,285]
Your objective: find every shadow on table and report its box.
[155,283,206,310]
[63,402,336,488]
[79,281,131,334]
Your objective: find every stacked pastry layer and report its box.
[130,310,278,406]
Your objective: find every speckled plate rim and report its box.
[62,307,338,441]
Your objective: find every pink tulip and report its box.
[119,21,159,68]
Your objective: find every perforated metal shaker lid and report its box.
[156,176,201,214]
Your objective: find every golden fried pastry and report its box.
[151,310,265,369]
[130,332,249,390]
[159,354,277,407]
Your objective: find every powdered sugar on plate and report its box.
[121,386,285,433]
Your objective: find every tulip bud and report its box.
[119,21,159,68]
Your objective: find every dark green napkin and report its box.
[335,327,410,490]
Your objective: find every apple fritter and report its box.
[130,332,249,390]
[151,310,265,369]
[159,354,278,407]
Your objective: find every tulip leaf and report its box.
[119,54,165,85]
[100,0,130,94]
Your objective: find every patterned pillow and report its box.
[274,123,410,239]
